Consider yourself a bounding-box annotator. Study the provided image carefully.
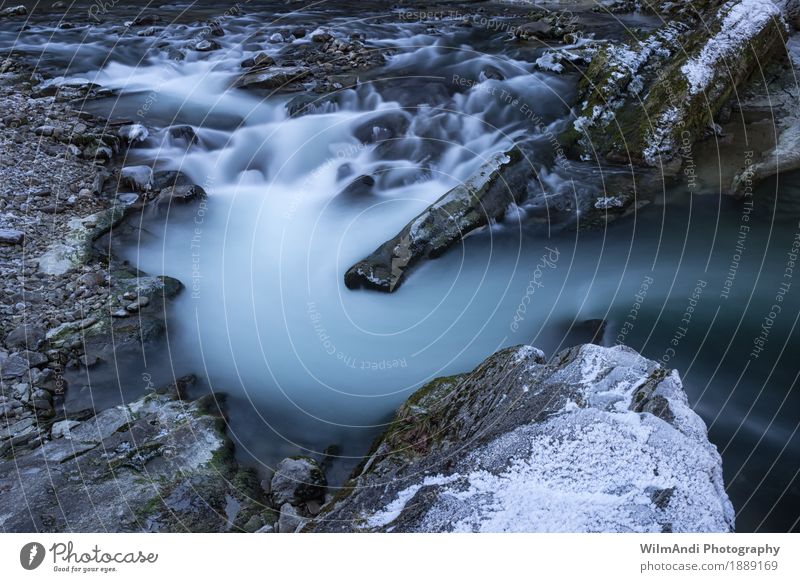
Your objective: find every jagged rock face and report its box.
[0,378,270,532]
[310,344,734,533]
[566,0,788,168]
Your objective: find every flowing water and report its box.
[2,1,798,532]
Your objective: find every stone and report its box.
[118,123,149,144]
[269,456,326,507]
[277,503,305,533]
[0,379,269,532]
[0,5,27,17]
[310,345,734,533]
[120,165,154,191]
[344,148,531,291]
[156,184,206,208]
[5,324,45,349]
[194,39,221,52]
[234,66,310,91]
[51,419,80,439]
[0,354,29,379]
[0,229,24,244]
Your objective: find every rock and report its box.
[269,32,284,43]
[205,22,224,37]
[194,39,221,52]
[344,148,531,291]
[565,0,789,168]
[732,120,800,196]
[0,378,268,532]
[167,125,198,144]
[0,228,24,245]
[0,5,26,18]
[513,20,563,41]
[5,324,45,349]
[125,296,150,312]
[311,29,332,43]
[0,353,29,379]
[33,125,55,136]
[35,207,129,275]
[19,350,48,368]
[136,26,160,37]
[118,123,149,145]
[79,354,101,368]
[234,66,310,91]
[51,419,80,439]
[270,456,326,507]
[120,165,154,192]
[310,344,734,533]
[152,170,194,190]
[336,175,374,199]
[131,14,159,26]
[277,503,306,533]
[252,52,275,69]
[156,184,207,208]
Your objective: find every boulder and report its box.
[0,5,26,18]
[311,344,734,533]
[120,165,154,192]
[344,148,532,291]
[5,324,46,350]
[269,456,327,507]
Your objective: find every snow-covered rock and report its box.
[567,0,788,169]
[310,344,734,532]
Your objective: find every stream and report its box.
[2,0,798,532]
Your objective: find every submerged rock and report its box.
[344,148,531,292]
[310,344,734,532]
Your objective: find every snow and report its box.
[364,474,458,528]
[535,51,564,73]
[681,0,783,94]
[435,407,731,532]
[643,105,683,165]
[363,345,734,532]
[594,196,626,209]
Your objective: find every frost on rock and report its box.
[566,0,788,166]
[681,0,783,95]
[313,344,734,533]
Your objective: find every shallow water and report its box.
[2,1,798,532]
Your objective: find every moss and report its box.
[566,1,787,166]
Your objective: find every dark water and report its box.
[1,0,797,532]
